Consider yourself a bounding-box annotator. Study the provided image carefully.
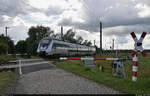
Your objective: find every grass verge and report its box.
[0,55,16,65]
[56,53,150,94]
[20,55,41,59]
[0,71,18,94]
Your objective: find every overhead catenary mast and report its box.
[112,38,114,50]
[100,21,102,54]
[61,26,63,41]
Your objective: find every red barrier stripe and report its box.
[131,32,136,38]
[141,32,147,38]
[67,57,81,60]
[133,72,137,77]
[141,50,147,57]
[131,50,136,57]
[133,61,138,66]
[94,58,106,60]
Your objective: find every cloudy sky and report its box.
[0,0,150,49]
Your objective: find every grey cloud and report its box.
[58,0,150,34]
[44,6,64,16]
[115,37,128,44]
[0,0,41,26]
[104,24,150,37]
[0,0,41,27]
[0,16,13,27]
[0,0,37,17]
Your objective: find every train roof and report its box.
[41,36,95,48]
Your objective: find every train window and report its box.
[42,40,49,43]
[40,39,51,48]
[52,43,70,48]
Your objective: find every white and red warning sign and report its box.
[130,32,147,82]
[131,32,147,57]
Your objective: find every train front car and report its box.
[37,37,52,56]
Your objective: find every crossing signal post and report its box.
[130,32,147,82]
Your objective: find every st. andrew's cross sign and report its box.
[130,32,147,82]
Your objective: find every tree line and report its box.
[0,25,93,56]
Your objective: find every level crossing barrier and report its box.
[60,32,147,82]
[60,57,131,61]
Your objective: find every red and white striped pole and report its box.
[132,53,138,81]
[130,32,147,82]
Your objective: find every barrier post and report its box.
[19,60,22,75]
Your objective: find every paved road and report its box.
[12,61,121,94]
[0,61,49,69]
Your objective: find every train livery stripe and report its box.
[68,50,93,52]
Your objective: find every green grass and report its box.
[0,71,18,94]
[20,55,41,59]
[0,55,16,65]
[56,53,150,94]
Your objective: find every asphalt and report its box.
[14,62,53,74]
[11,60,122,94]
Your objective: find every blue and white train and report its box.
[37,37,96,56]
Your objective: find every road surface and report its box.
[11,60,121,94]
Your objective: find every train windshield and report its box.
[40,39,51,48]
[41,39,50,44]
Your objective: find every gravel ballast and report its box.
[12,63,121,94]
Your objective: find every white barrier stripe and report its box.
[81,58,94,60]
[132,66,138,72]
[133,38,138,42]
[106,58,119,60]
[138,37,143,43]
[0,61,49,69]
[132,76,137,82]
[19,60,22,75]
[133,56,138,61]
[60,57,67,60]
[139,47,144,52]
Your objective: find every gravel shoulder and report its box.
[12,62,121,94]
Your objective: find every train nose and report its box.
[40,46,47,50]
[39,51,46,56]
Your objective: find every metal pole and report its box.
[5,27,9,55]
[112,39,114,50]
[19,60,22,75]
[94,40,95,46]
[132,53,138,82]
[61,26,63,41]
[5,27,7,37]
[100,21,102,54]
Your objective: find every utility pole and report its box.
[61,26,63,41]
[94,40,95,46]
[100,21,102,55]
[112,39,114,50]
[5,27,9,37]
[5,26,10,55]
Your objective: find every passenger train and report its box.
[37,37,96,56]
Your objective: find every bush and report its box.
[0,55,16,65]
[84,66,91,71]
[0,55,9,64]
[0,42,8,54]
